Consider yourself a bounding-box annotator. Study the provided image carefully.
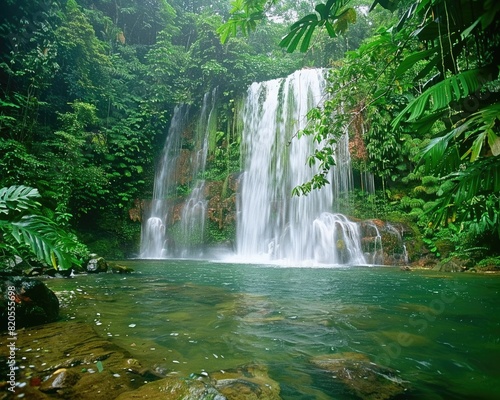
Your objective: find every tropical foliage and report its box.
[1,0,498,263]
[0,0,305,260]
[219,0,499,257]
[0,185,83,270]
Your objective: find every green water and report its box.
[45,260,500,399]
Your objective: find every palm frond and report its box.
[279,0,354,53]
[419,100,500,176]
[419,129,465,174]
[392,67,493,128]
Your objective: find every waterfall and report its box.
[140,90,216,258]
[140,105,187,258]
[178,89,217,257]
[140,69,400,265]
[236,69,367,265]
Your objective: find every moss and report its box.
[206,219,235,244]
[476,256,500,271]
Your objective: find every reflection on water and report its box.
[45,260,500,399]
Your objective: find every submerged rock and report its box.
[0,321,158,399]
[0,320,279,400]
[212,364,281,400]
[110,264,135,274]
[115,363,281,400]
[114,375,226,400]
[311,352,408,400]
[40,368,80,392]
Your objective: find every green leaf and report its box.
[10,215,77,270]
[300,23,318,53]
[287,26,309,53]
[325,20,336,37]
[334,8,356,34]
[396,48,436,78]
[280,13,319,53]
[315,3,329,19]
[469,133,484,162]
[0,185,41,215]
[461,18,481,40]
[0,185,82,270]
[392,68,491,128]
[0,99,20,108]
[487,130,500,156]
[96,361,104,373]
[290,13,318,31]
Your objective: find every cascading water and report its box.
[141,70,404,265]
[140,90,217,258]
[236,69,367,265]
[178,89,217,256]
[140,105,187,258]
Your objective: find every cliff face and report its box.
[167,172,240,246]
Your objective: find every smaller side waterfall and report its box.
[140,217,165,259]
[140,90,217,259]
[313,213,366,265]
[359,220,384,265]
[140,105,187,258]
[178,89,217,256]
[180,182,207,254]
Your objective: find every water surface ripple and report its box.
[46,260,500,399]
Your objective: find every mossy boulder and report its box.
[114,376,225,400]
[86,255,108,273]
[433,257,472,272]
[109,262,135,274]
[115,363,281,400]
[212,364,281,399]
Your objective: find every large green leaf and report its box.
[279,14,319,53]
[395,48,436,78]
[10,215,78,270]
[0,185,41,215]
[0,185,82,270]
[279,0,353,53]
[392,67,493,127]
